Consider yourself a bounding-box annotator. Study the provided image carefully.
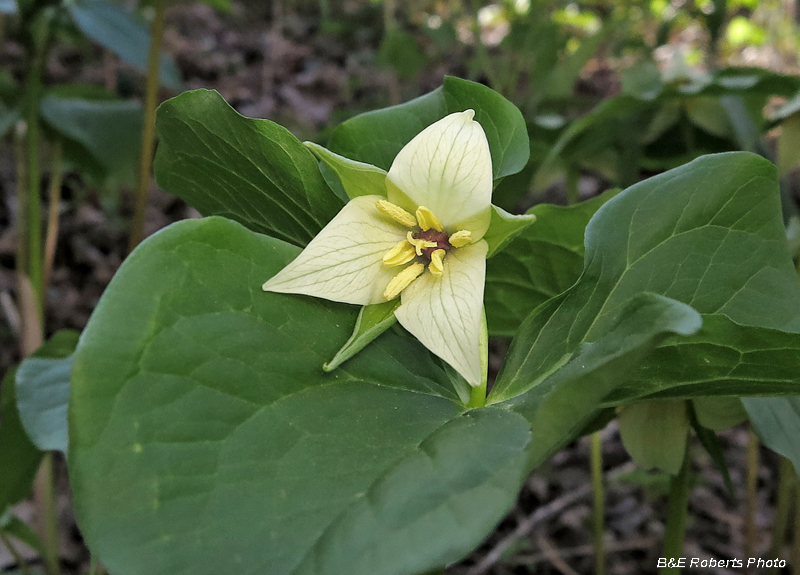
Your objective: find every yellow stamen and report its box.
[429,249,446,277]
[383,240,416,266]
[448,230,472,248]
[376,200,417,228]
[407,231,437,256]
[415,206,443,231]
[384,263,425,300]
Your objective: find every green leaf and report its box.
[304,142,387,200]
[607,315,800,402]
[743,397,800,475]
[323,300,400,372]
[328,77,529,180]
[67,0,181,91]
[0,368,43,514]
[618,400,689,475]
[154,90,343,247]
[483,205,536,259]
[16,330,79,454]
[492,153,800,405]
[69,217,532,575]
[484,191,616,336]
[500,292,701,467]
[40,95,143,187]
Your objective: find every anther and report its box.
[429,249,446,277]
[383,240,416,266]
[448,230,472,247]
[415,206,443,232]
[376,200,417,228]
[384,263,425,300]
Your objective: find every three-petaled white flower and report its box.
[263,110,493,387]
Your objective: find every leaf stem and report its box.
[33,452,60,575]
[565,169,579,205]
[468,308,488,409]
[745,426,760,561]
[1,532,32,575]
[129,0,167,252]
[660,439,691,574]
[769,458,795,575]
[591,431,606,575]
[43,141,62,289]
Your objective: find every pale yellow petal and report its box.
[262,195,405,305]
[387,110,493,233]
[395,240,488,386]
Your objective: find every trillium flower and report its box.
[263,110,495,387]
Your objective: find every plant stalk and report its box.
[591,431,606,575]
[468,309,489,409]
[769,458,796,575]
[793,487,800,575]
[128,0,167,252]
[660,439,691,574]
[33,452,59,575]
[745,426,760,563]
[565,169,579,205]
[43,141,62,289]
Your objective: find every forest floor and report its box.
[0,3,788,574]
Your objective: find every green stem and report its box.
[769,458,795,575]
[129,0,167,252]
[468,309,488,409]
[591,431,606,575]
[34,452,60,575]
[1,532,32,575]
[23,28,48,316]
[660,439,691,575]
[43,141,62,289]
[745,426,760,561]
[793,487,800,575]
[565,169,579,205]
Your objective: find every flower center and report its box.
[411,229,451,261]
[375,200,474,300]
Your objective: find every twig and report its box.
[465,462,636,575]
[535,531,582,575]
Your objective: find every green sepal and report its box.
[617,400,689,475]
[692,396,748,431]
[687,404,736,499]
[323,300,400,372]
[483,205,536,258]
[304,141,388,200]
